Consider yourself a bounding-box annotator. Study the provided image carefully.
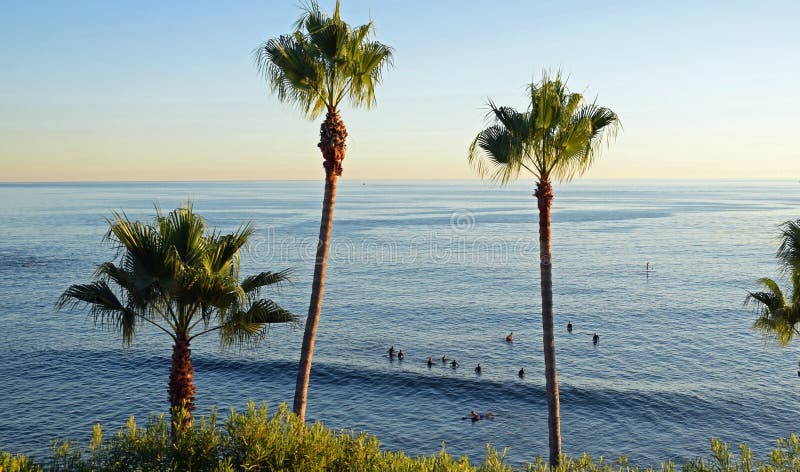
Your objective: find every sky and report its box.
[1,0,798,181]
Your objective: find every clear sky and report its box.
[1,1,798,181]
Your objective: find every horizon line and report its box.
[1,177,798,185]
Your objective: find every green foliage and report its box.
[747,218,800,347]
[254,0,393,118]
[5,406,800,471]
[0,452,41,472]
[468,70,620,185]
[56,204,297,351]
[680,436,800,472]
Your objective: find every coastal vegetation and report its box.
[3,403,800,471]
[468,71,620,466]
[254,0,393,422]
[56,205,297,430]
[748,219,800,345]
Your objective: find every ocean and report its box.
[1,180,799,467]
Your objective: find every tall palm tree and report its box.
[57,205,296,431]
[468,71,619,466]
[747,219,800,346]
[254,0,392,421]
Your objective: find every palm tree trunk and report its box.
[168,335,195,432]
[535,177,562,466]
[293,108,346,421]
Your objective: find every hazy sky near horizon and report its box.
[1,1,798,182]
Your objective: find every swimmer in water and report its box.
[427,356,434,367]
[518,367,525,378]
[593,333,599,345]
[464,411,496,422]
[567,321,572,333]
[505,332,513,342]
[451,359,459,369]
[388,346,395,358]
[474,363,482,374]
[441,354,448,362]
[397,349,405,360]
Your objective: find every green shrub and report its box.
[3,403,800,471]
[0,451,42,472]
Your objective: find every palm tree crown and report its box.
[255,0,393,119]
[469,70,619,183]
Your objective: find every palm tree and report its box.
[254,0,392,421]
[57,204,296,431]
[747,219,800,346]
[468,71,619,466]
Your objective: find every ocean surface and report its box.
[1,180,799,467]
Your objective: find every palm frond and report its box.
[468,126,525,184]
[94,262,133,291]
[346,40,393,108]
[255,33,327,118]
[204,224,255,276]
[106,212,161,263]
[175,269,241,312]
[778,219,800,273]
[550,102,620,182]
[752,311,795,346]
[93,262,151,310]
[57,281,140,347]
[469,100,541,184]
[219,299,298,350]
[746,277,798,346]
[241,269,293,295]
[303,2,348,62]
[158,204,207,267]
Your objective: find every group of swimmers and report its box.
[386,332,524,379]
[387,323,602,423]
[386,322,601,381]
[390,347,500,375]
[387,346,405,360]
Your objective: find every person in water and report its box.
[567,321,573,333]
[593,333,599,345]
[518,367,525,378]
[388,346,395,358]
[474,363,482,374]
[427,356,434,367]
[397,349,405,360]
[465,410,495,422]
[441,354,448,362]
[505,332,513,342]
[450,359,459,369]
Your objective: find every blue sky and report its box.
[1,1,798,181]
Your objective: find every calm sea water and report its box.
[1,180,799,466]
